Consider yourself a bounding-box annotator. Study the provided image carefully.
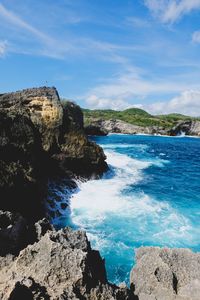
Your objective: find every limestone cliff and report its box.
[84,119,168,136]
[0,87,107,219]
[170,120,200,136]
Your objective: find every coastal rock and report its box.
[0,88,107,177]
[0,210,27,256]
[130,247,200,300]
[54,101,108,175]
[170,120,200,136]
[0,226,132,300]
[0,87,107,219]
[85,119,168,136]
[0,110,46,219]
[0,87,63,153]
[85,125,108,136]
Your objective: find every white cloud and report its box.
[144,0,200,23]
[142,90,200,116]
[192,30,200,43]
[0,41,7,57]
[85,90,200,116]
[83,69,200,115]
[86,94,131,110]
[84,69,200,109]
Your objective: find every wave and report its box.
[70,149,191,243]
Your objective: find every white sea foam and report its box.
[70,149,186,240]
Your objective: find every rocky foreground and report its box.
[0,87,199,299]
[84,119,200,137]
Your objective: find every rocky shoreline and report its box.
[0,87,199,299]
[84,119,200,137]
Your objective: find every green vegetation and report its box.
[83,108,199,129]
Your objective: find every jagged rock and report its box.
[130,247,200,300]
[170,120,200,136]
[0,227,131,300]
[85,125,108,136]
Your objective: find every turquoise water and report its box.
[53,134,200,285]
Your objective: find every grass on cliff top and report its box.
[83,108,199,128]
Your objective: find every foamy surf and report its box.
[69,143,195,284]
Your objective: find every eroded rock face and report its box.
[0,226,131,300]
[130,247,200,300]
[54,101,108,175]
[85,119,168,136]
[170,120,200,136]
[0,87,63,153]
[0,110,46,219]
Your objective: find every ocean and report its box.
[51,134,200,285]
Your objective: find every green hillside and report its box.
[83,108,198,129]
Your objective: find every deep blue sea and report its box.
[52,134,200,285]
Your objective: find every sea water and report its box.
[52,134,200,285]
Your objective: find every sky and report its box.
[1,0,200,116]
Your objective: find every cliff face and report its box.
[0,87,107,218]
[84,119,169,136]
[0,87,63,153]
[170,120,200,136]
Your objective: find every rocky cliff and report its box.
[84,118,200,137]
[84,119,169,136]
[0,88,199,299]
[0,87,107,219]
[170,120,200,136]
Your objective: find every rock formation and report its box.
[130,247,200,300]
[84,119,168,136]
[0,222,133,300]
[0,87,107,219]
[85,124,108,136]
[170,120,200,136]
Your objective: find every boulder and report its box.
[130,247,200,300]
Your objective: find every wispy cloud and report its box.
[141,90,200,116]
[192,30,200,43]
[82,68,200,113]
[0,40,7,57]
[144,0,200,23]
[125,17,151,28]
[0,4,53,44]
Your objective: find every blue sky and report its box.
[1,0,200,115]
